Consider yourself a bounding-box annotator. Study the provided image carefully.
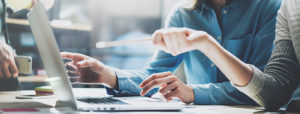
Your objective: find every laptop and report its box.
[27,2,184,112]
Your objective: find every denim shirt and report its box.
[107,0,281,105]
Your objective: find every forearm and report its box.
[107,69,158,97]
[200,37,253,86]
[191,82,257,105]
[235,40,300,109]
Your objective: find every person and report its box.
[0,0,54,91]
[61,0,281,105]
[0,41,19,90]
[162,0,299,110]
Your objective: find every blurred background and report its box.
[4,0,181,89]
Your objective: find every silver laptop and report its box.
[27,2,184,112]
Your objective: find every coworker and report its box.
[0,0,54,91]
[61,0,281,105]
[172,0,299,110]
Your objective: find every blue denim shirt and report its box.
[107,0,281,105]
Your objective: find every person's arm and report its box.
[191,82,257,105]
[234,1,300,109]
[107,5,185,97]
[142,5,278,105]
[0,41,18,78]
[107,51,184,97]
[198,0,280,87]
[0,41,20,91]
[235,40,300,109]
[195,0,300,109]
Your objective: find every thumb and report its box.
[187,31,207,42]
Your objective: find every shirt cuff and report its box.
[190,85,210,104]
[105,69,135,96]
[232,64,265,97]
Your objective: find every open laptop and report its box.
[27,2,184,112]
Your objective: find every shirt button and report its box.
[211,63,215,67]
[217,36,221,40]
[223,10,227,14]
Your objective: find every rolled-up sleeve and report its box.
[233,65,265,97]
[233,40,300,109]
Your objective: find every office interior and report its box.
[1,0,180,90]
[1,0,300,113]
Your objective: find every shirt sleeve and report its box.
[246,0,281,71]
[191,82,257,105]
[234,40,300,109]
[233,1,300,110]
[190,1,281,105]
[106,6,184,97]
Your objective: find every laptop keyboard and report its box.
[77,97,128,104]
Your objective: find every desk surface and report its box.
[0,88,269,114]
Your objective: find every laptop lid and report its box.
[27,2,77,109]
[27,2,184,112]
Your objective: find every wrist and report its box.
[186,86,195,104]
[103,66,118,89]
[197,35,218,55]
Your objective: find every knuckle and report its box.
[143,87,149,91]
[153,30,162,37]
[174,31,181,35]
[152,74,158,79]
[165,32,172,37]
[166,71,172,75]
[2,56,8,61]
[152,79,158,85]
[159,88,164,93]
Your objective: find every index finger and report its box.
[140,72,172,88]
[60,52,85,61]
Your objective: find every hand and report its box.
[139,72,195,104]
[0,41,18,78]
[60,52,117,88]
[31,0,55,10]
[152,28,213,56]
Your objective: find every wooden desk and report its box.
[0,88,269,114]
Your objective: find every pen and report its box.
[96,38,152,48]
